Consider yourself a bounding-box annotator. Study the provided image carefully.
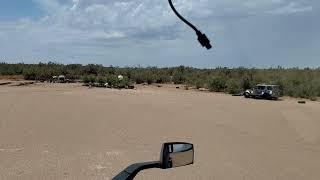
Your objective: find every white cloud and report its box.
[32,0,68,14]
[268,2,313,15]
[89,31,126,39]
[25,0,314,42]
[244,0,283,8]
[0,0,318,66]
[70,0,80,10]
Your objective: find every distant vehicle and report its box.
[245,84,280,100]
[51,75,70,83]
[58,75,66,82]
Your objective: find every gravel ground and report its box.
[1,83,320,180]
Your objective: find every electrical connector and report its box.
[168,0,213,50]
[197,31,212,50]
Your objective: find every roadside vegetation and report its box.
[1,62,319,100]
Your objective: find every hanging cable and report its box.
[168,0,212,49]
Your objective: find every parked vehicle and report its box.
[245,84,280,99]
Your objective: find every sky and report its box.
[0,0,319,68]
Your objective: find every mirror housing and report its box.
[160,142,194,169]
[113,142,194,180]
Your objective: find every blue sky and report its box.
[0,0,43,20]
[0,0,319,68]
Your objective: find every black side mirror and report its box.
[160,142,194,169]
[113,142,194,180]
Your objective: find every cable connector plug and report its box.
[196,31,212,50]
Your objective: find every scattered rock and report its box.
[127,85,135,89]
[95,164,107,170]
[0,147,24,152]
[13,82,34,86]
[198,88,208,91]
[310,97,317,101]
[232,93,244,96]
[0,82,11,86]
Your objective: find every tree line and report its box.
[1,62,319,100]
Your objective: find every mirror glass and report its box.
[161,142,194,169]
[170,143,194,168]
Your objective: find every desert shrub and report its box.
[292,83,317,99]
[117,77,131,88]
[84,64,104,75]
[88,75,96,83]
[146,72,155,85]
[106,75,118,87]
[227,79,241,94]
[1,63,320,99]
[83,75,96,84]
[208,76,227,92]
[240,76,253,90]
[172,72,186,84]
[97,76,107,86]
[194,79,205,89]
[23,67,37,80]
[155,74,170,83]
[104,75,131,88]
[273,78,285,96]
[132,72,146,84]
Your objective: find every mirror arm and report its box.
[112,161,161,180]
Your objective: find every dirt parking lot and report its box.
[1,83,320,180]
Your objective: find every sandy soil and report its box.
[0,83,320,180]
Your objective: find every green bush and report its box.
[155,74,170,84]
[195,79,205,89]
[172,72,186,84]
[97,76,107,86]
[132,72,146,84]
[227,79,241,94]
[241,76,253,90]
[208,76,227,92]
[117,77,131,88]
[146,73,155,85]
[106,75,118,87]
[1,63,319,99]
[83,75,96,84]
[23,68,37,80]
